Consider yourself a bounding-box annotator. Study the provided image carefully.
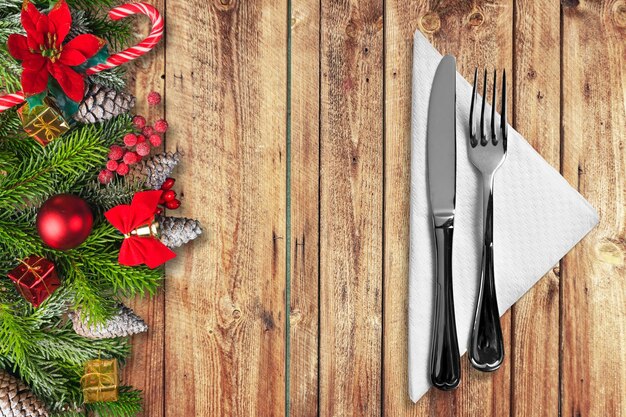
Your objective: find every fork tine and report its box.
[480,69,487,145]
[470,68,478,147]
[501,70,507,149]
[491,70,497,145]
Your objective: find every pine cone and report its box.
[0,370,48,417]
[69,303,148,339]
[158,216,202,248]
[129,152,180,189]
[73,84,136,124]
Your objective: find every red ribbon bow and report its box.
[105,190,175,269]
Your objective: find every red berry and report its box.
[158,196,166,205]
[106,160,119,171]
[135,134,146,143]
[123,151,140,165]
[149,134,162,147]
[142,126,154,136]
[147,91,162,105]
[161,177,175,190]
[162,190,176,202]
[136,141,151,156]
[116,162,129,176]
[155,207,164,215]
[154,119,168,133]
[98,169,113,184]
[165,199,181,209]
[132,115,146,129]
[123,133,137,147]
[108,145,124,160]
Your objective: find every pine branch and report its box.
[87,67,127,91]
[78,176,141,214]
[86,386,143,417]
[0,124,108,212]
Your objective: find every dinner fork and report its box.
[468,68,508,372]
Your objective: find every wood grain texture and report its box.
[119,1,626,414]
[509,0,561,416]
[319,1,384,416]
[382,0,417,415]
[561,1,626,416]
[383,1,513,416]
[290,0,320,416]
[164,1,287,416]
[123,2,166,415]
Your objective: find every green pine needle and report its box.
[0,2,162,415]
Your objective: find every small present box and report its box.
[81,359,119,403]
[7,256,60,307]
[17,99,70,146]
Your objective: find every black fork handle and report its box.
[469,188,504,371]
[430,224,461,390]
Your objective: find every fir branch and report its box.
[68,9,132,51]
[0,45,22,93]
[0,1,21,19]
[86,386,143,417]
[0,125,108,212]
[78,177,140,213]
[87,67,127,91]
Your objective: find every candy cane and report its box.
[0,92,26,112]
[0,2,163,112]
[86,3,164,75]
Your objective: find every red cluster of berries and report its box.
[98,91,169,185]
[155,177,181,214]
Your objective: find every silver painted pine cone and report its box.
[69,303,148,339]
[158,216,202,248]
[129,152,180,190]
[73,84,136,124]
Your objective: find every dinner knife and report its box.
[427,54,461,391]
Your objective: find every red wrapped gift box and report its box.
[7,256,61,307]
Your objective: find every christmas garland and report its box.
[0,1,201,416]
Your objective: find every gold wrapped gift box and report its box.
[81,359,119,403]
[17,100,70,146]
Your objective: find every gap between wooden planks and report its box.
[122,0,625,416]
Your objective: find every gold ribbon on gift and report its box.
[18,101,70,146]
[81,359,119,403]
[14,257,52,297]
[30,112,64,143]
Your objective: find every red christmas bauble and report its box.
[36,194,93,250]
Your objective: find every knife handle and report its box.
[469,188,504,371]
[430,223,461,391]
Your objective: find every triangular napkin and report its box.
[408,30,598,402]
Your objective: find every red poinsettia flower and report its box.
[7,0,105,102]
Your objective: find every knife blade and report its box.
[427,55,461,391]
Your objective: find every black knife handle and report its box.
[430,224,461,390]
[469,191,504,371]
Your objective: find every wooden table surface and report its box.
[124,1,625,415]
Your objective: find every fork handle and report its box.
[430,222,461,390]
[469,182,504,371]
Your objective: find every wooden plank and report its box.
[164,1,287,416]
[383,1,513,415]
[289,1,320,416]
[561,1,626,416]
[319,1,384,416]
[123,1,167,415]
[510,1,561,416]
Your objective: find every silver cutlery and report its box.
[427,55,461,390]
[468,68,508,371]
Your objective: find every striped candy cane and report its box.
[0,2,163,112]
[87,3,164,75]
[0,92,26,112]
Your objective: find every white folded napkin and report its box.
[408,30,598,403]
